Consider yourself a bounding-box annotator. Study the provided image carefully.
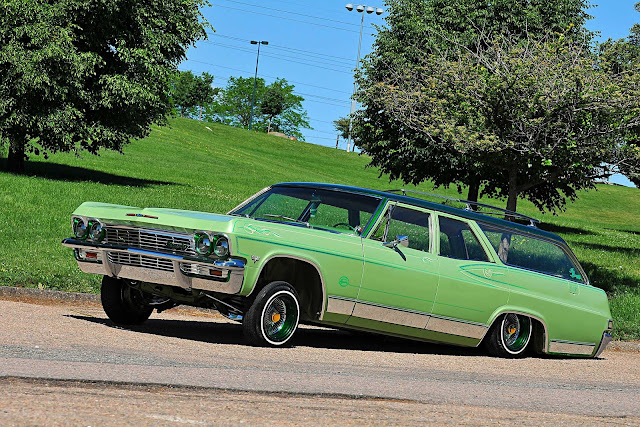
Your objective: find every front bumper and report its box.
[62,238,244,294]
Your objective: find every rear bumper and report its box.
[594,332,613,358]
[62,238,244,294]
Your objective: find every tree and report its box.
[208,77,311,139]
[171,71,217,119]
[333,117,351,141]
[0,0,209,173]
[602,2,640,187]
[354,0,600,209]
[358,32,640,212]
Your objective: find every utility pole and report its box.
[249,40,268,130]
[345,4,383,152]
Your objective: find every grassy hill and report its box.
[1,117,638,339]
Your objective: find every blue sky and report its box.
[180,0,639,186]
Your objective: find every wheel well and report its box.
[253,257,324,322]
[483,312,548,354]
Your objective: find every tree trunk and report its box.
[506,169,518,213]
[7,142,25,173]
[198,105,202,121]
[466,182,480,210]
[267,117,272,133]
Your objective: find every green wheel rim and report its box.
[261,291,299,344]
[501,313,531,354]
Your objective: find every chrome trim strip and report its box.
[62,239,244,270]
[227,186,271,214]
[594,332,612,358]
[250,254,327,321]
[351,302,430,329]
[426,316,487,340]
[549,340,596,356]
[326,296,356,316]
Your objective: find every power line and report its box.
[211,3,367,34]
[210,33,354,64]
[187,59,352,95]
[217,0,375,30]
[201,40,354,71]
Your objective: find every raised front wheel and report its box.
[100,276,153,325]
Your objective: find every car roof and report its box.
[271,182,566,245]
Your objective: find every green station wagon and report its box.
[62,182,613,357]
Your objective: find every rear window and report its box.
[479,224,586,284]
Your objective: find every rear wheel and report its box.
[243,281,300,347]
[484,313,532,357]
[100,276,153,325]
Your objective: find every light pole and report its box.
[249,40,268,130]
[345,4,383,152]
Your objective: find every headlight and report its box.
[213,236,229,258]
[195,232,212,256]
[73,217,88,239]
[88,219,105,242]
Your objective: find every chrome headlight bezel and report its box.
[87,218,105,242]
[213,236,229,258]
[194,231,213,256]
[72,216,88,240]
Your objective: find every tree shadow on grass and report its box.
[0,159,177,187]
[580,261,639,293]
[573,241,640,259]
[537,223,594,236]
[604,228,640,236]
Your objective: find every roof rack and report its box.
[385,189,540,228]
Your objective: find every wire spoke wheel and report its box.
[501,313,532,354]
[243,281,301,347]
[261,291,299,343]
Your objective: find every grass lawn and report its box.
[1,117,638,339]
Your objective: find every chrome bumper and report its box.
[61,238,244,294]
[594,332,613,358]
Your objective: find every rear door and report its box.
[429,214,509,340]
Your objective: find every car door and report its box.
[429,214,509,340]
[346,203,439,333]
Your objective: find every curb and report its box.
[0,285,99,304]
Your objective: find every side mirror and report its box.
[382,235,409,249]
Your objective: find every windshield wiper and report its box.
[263,214,311,228]
[230,213,252,218]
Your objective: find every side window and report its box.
[371,205,431,253]
[479,224,586,283]
[438,217,489,262]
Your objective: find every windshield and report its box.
[231,186,382,234]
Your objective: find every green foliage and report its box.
[0,117,638,338]
[207,76,310,139]
[170,71,217,118]
[354,0,640,213]
[333,117,351,141]
[0,0,209,173]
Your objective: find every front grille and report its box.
[108,252,175,272]
[104,226,195,257]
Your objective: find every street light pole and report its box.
[345,4,383,152]
[249,40,268,131]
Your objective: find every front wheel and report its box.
[242,281,300,347]
[484,313,532,358]
[100,276,153,325]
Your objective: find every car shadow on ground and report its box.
[67,314,489,357]
[1,159,177,187]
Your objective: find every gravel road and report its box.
[0,295,638,425]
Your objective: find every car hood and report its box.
[72,202,237,234]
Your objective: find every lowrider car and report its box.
[62,182,613,357]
